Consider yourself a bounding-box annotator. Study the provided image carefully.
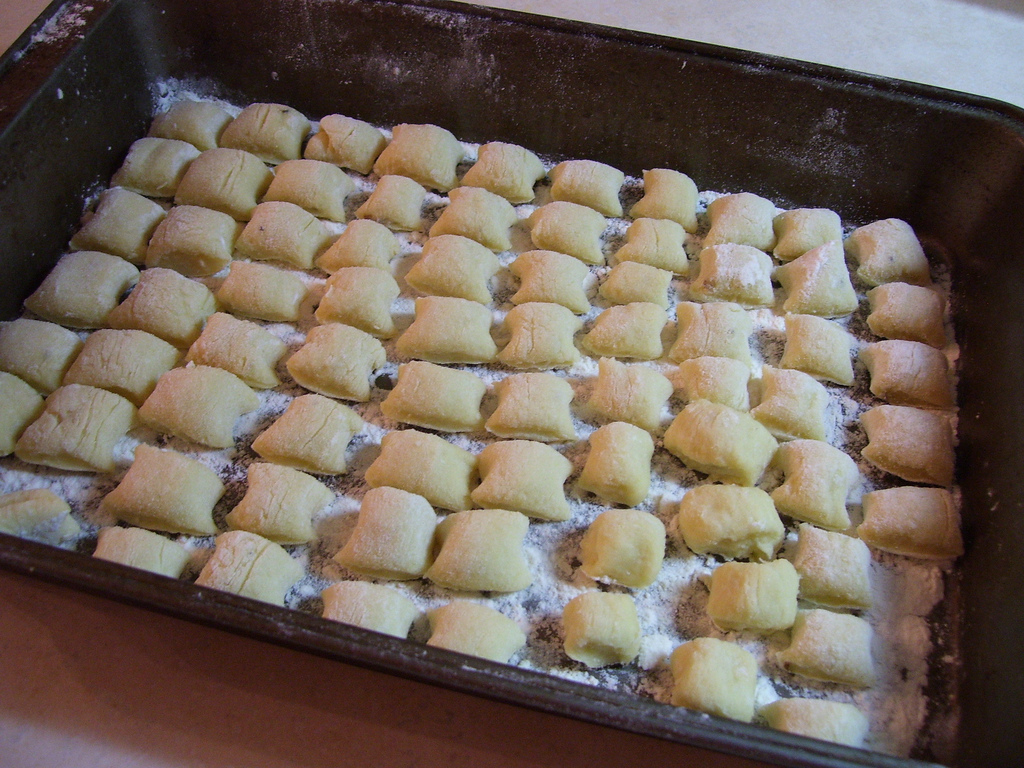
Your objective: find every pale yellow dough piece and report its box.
[771,439,859,531]
[286,323,386,402]
[0,489,79,544]
[866,282,946,348]
[234,200,332,270]
[778,609,875,688]
[704,192,778,251]
[64,329,180,406]
[630,168,698,232]
[227,462,333,544]
[427,601,526,663]
[106,267,217,348]
[761,699,869,747]
[145,204,240,276]
[219,102,311,164]
[772,208,843,262]
[263,158,355,222]
[668,301,752,364]
[578,422,655,507]
[196,530,304,606]
[471,440,572,521]
[425,509,532,593]
[70,187,167,264]
[579,508,665,589]
[581,302,667,361]
[860,405,955,486]
[859,486,963,559]
[315,266,399,337]
[251,393,363,475]
[316,218,400,273]
[148,99,232,151]
[690,244,774,308]
[860,339,954,409]
[599,261,672,309]
[498,302,582,370]
[215,261,307,323]
[750,367,829,442]
[776,240,858,316]
[93,526,190,578]
[588,357,672,433]
[186,312,286,389]
[780,314,854,386]
[365,430,477,512]
[460,141,546,204]
[397,296,497,364]
[372,123,464,192]
[406,235,501,305]
[706,559,799,633]
[673,356,751,411]
[563,591,641,668]
[614,217,689,275]
[670,638,757,721]
[381,361,485,433]
[25,251,140,328]
[355,174,426,231]
[510,250,590,314]
[321,581,419,638]
[845,218,930,287]
[173,148,273,220]
[550,159,624,217]
[304,114,387,174]
[111,137,200,198]
[676,485,784,561]
[485,372,576,442]
[429,185,517,252]
[528,201,607,265]
[0,372,44,455]
[793,524,872,609]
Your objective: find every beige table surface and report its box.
[2,1,1023,767]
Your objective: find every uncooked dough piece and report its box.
[510,250,590,314]
[226,462,333,544]
[599,261,672,309]
[793,524,872,609]
[316,218,400,273]
[859,486,963,559]
[673,356,751,411]
[396,296,497,364]
[528,201,607,265]
[579,508,665,588]
[668,302,753,364]
[304,114,387,174]
[498,302,582,370]
[704,192,778,251]
[860,339,954,409]
[215,260,308,322]
[0,372,44,455]
[25,251,140,328]
[750,367,829,442]
[615,217,690,275]
[64,329,179,406]
[588,357,672,433]
[690,244,774,308]
[15,385,135,472]
[381,361,486,433]
[706,559,799,632]
[429,185,517,252]
[148,99,233,151]
[195,530,304,606]
[145,204,240,276]
[0,319,82,394]
[425,509,532,593]
[471,440,572,521]
[563,591,641,668]
[460,141,546,204]
[234,200,332,269]
[860,405,955,486]
[286,323,386,402]
[251,393,363,475]
[372,123,463,192]
[772,208,843,262]
[780,314,854,386]
[263,159,355,222]
[335,486,437,580]
[98,443,223,534]
[578,422,655,507]
[581,302,667,361]
[778,609,875,688]
[365,429,477,512]
[106,267,217,348]
[664,400,778,486]
[111,137,201,198]
[139,365,260,448]
[93,526,190,578]
[866,282,946,348]
[70,187,167,264]
[770,440,859,531]
[676,485,784,561]
[406,235,501,305]
[549,159,624,217]
[173,148,274,220]
[321,581,420,638]
[219,102,311,164]
[670,638,757,721]
[761,698,869,747]
[629,168,698,232]
[484,372,576,442]
[0,488,79,544]
[845,218,930,287]
[355,174,426,231]
[773,240,858,317]
[427,601,526,663]
[315,266,399,337]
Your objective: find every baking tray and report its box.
[2,1,1023,766]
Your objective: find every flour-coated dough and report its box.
[195,529,304,606]
[471,440,573,521]
[860,405,955,486]
[219,102,311,164]
[670,638,757,721]
[704,192,778,251]
[614,218,689,275]
[406,235,501,305]
[0,319,82,394]
[425,509,532,593]
[549,159,624,217]
[381,361,486,432]
[793,524,872,609]
[0,488,79,544]
[579,508,665,589]
[780,314,854,386]
[145,204,240,276]
[25,251,140,328]
[0,372,44,456]
[581,302,667,361]
[365,429,477,512]
[866,282,946,348]
[588,357,673,433]
[64,328,180,406]
[111,137,200,198]
[578,422,655,507]
[287,323,386,402]
[673,356,751,411]
[860,339,954,409]
[215,260,307,322]
[484,372,576,442]
[771,208,843,262]
[629,168,698,232]
[186,312,286,389]
[599,261,672,309]
[510,250,590,314]
[397,296,497,364]
[234,200,332,269]
[93,526,190,578]
[321,581,420,638]
[460,141,546,204]
[498,302,582,369]
[70,187,167,264]
[173,148,273,220]
[315,266,400,337]
[528,201,606,265]
[355,174,426,231]
[372,123,463,192]
[761,698,869,747]
[690,244,774,308]
[770,439,859,531]
[778,609,875,688]
[845,218,930,287]
[316,218,400,273]
[148,99,232,151]
[676,484,784,561]
[429,185,517,252]
[251,393,363,475]
[668,301,753,364]
[226,462,333,544]
[106,267,217,348]
[427,601,526,663]
[263,158,355,222]
[774,240,858,317]
[563,591,641,668]
[751,367,829,442]
[859,486,963,559]
[304,114,387,174]
[706,559,799,632]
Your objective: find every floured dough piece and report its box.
[234,200,332,269]
[355,174,425,231]
[145,204,240,276]
[0,372,44,456]
[215,261,307,322]
[107,266,217,348]
[25,251,139,328]
[579,508,665,589]
[93,526,190,578]
[778,609,875,688]
[397,296,497,364]
[16,385,135,472]
[771,439,859,530]
[263,158,355,222]
[599,261,672,309]
[510,250,590,314]
[0,319,82,394]
[860,405,955,486]
[866,282,946,348]
[668,301,753,364]
[762,699,869,747]
[670,638,757,722]
[614,218,689,275]
[139,365,260,448]
[0,488,79,544]
[772,208,843,262]
[549,159,624,217]
[195,530,304,606]
[460,140,546,204]
[578,422,655,507]
[315,266,400,337]
[673,355,751,411]
[316,218,400,273]
[425,509,532,593]
[582,302,667,360]
[335,486,437,580]
[406,235,501,305]
[64,329,179,406]
[498,302,581,369]
[690,244,774,308]
[859,486,963,559]
[427,601,526,663]
[780,314,854,386]
[860,339,954,409]
[485,372,576,442]
[629,168,698,232]
[563,591,641,668]
[98,444,223,535]
[704,192,777,251]
[471,440,572,521]
[676,484,784,561]
[706,559,799,632]
[381,361,485,432]
[304,114,387,174]
[186,312,286,389]
[528,201,606,265]
[174,148,273,220]
[588,357,672,432]
[751,367,829,442]
[664,400,778,486]
[287,323,386,402]
[365,429,477,512]
[70,187,166,264]
[793,524,872,609]
[251,393,363,475]
[219,102,311,164]
[429,185,517,252]
[148,99,232,151]
[845,218,930,286]
[111,137,200,198]
[226,462,333,544]
[372,123,463,192]
[321,581,420,638]
[774,240,858,317]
